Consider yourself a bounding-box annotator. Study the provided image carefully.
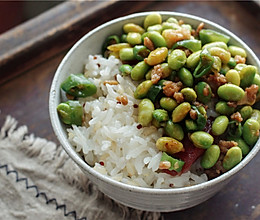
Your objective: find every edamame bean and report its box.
[228,45,247,58]
[217,84,245,101]
[212,115,229,136]
[208,46,231,64]
[227,136,250,156]
[177,67,193,87]
[211,56,222,73]
[146,47,168,66]
[134,80,153,99]
[144,13,162,29]
[185,119,198,131]
[123,23,145,34]
[119,48,135,61]
[250,109,260,125]
[239,65,256,88]
[172,102,191,122]
[181,88,197,102]
[201,145,220,169]
[156,137,184,154]
[147,24,163,33]
[202,41,228,50]
[239,106,253,121]
[168,49,187,70]
[215,101,235,115]
[186,50,201,70]
[153,109,169,122]
[126,32,142,45]
[147,31,167,47]
[190,131,214,149]
[107,43,131,51]
[161,63,172,78]
[195,82,212,104]
[242,118,260,146]
[159,97,178,111]
[131,61,150,81]
[162,22,181,31]
[57,100,83,126]
[138,98,154,126]
[165,120,184,141]
[223,147,242,170]
[225,69,240,86]
[119,64,132,76]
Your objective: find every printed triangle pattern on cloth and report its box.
[0,116,162,220]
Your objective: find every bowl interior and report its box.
[49,11,260,195]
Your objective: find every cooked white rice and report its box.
[67,55,208,188]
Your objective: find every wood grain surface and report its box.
[0,1,259,219]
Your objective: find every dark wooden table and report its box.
[1,1,259,219]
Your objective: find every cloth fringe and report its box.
[0,116,162,220]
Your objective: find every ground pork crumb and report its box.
[173,92,184,103]
[151,65,163,84]
[219,140,238,154]
[234,55,246,64]
[163,81,183,97]
[231,112,243,122]
[190,109,197,120]
[238,84,259,105]
[206,72,227,92]
[144,37,155,51]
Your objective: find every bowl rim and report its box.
[49,11,260,194]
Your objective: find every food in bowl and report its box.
[56,12,260,189]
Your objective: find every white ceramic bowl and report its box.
[49,11,260,212]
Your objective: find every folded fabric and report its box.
[0,116,161,220]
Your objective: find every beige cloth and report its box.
[0,116,162,220]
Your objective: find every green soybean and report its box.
[201,145,220,169]
[144,13,162,29]
[168,49,187,70]
[186,50,201,70]
[134,80,153,99]
[119,64,132,76]
[131,61,150,81]
[190,131,214,149]
[217,84,245,101]
[242,118,260,146]
[223,147,242,170]
[228,45,247,58]
[195,82,212,104]
[119,48,135,61]
[225,69,240,86]
[165,120,184,141]
[146,47,168,66]
[208,46,231,64]
[147,31,167,48]
[172,102,191,123]
[227,136,250,156]
[212,115,229,136]
[159,97,178,111]
[250,109,260,125]
[156,137,184,154]
[147,24,163,33]
[202,41,228,50]
[123,23,145,34]
[153,109,169,123]
[239,106,253,121]
[185,119,198,131]
[215,101,235,115]
[138,98,154,126]
[126,32,142,45]
[181,88,197,102]
[239,65,257,88]
[177,67,193,87]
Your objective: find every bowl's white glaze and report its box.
[49,12,260,212]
